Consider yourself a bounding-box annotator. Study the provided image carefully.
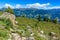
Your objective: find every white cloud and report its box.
[0,3,60,9]
[4,3,14,8]
[3,3,50,9]
[15,4,22,8]
[26,3,50,9]
[47,6,60,9]
[4,4,22,9]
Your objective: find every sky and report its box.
[0,0,60,9]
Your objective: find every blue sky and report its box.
[0,0,60,9]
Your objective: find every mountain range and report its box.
[1,8,60,20]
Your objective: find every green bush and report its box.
[21,14,26,17]
[52,17,59,24]
[43,17,51,22]
[52,19,58,24]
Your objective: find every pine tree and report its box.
[52,17,59,24]
[37,14,41,22]
[5,7,14,14]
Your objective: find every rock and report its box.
[15,21,18,25]
[11,33,21,40]
[40,30,44,34]
[28,37,35,40]
[27,25,33,33]
[30,32,34,36]
[0,12,16,26]
[22,37,26,40]
[22,37,35,40]
[28,29,32,32]
[10,32,35,40]
[53,36,58,40]
[8,39,11,40]
[51,32,56,35]
[49,32,59,40]
[49,32,56,36]
[27,25,31,29]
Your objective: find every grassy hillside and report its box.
[0,11,3,16]
[16,17,60,40]
[0,16,60,40]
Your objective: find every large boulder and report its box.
[0,12,16,26]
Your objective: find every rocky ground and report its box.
[0,12,60,40]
